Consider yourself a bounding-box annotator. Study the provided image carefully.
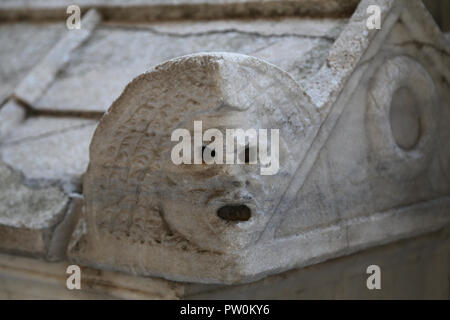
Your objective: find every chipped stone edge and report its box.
[12,9,101,109]
[0,0,360,22]
[47,195,84,261]
[240,196,450,284]
[0,252,184,299]
[303,0,450,111]
[260,0,450,241]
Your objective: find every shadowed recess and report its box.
[217,204,251,221]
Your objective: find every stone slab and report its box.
[0,0,360,22]
[13,9,101,108]
[68,0,450,284]
[0,117,98,187]
[1,226,448,299]
[0,252,183,299]
[35,17,343,112]
[0,22,64,105]
[0,0,448,288]
[186,227,450,299]
[0,161,69,257]
[0,101,26,141]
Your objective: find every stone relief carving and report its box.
[366,55,439,181]
[69,53,320,282]
[68,0,450,283]
[0,0,448,287]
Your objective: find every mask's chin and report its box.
[158,192,261,252]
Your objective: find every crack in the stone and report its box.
[0,122,96,147]
[102,24,339,42]
[392,40,450,57]
[10,95,104,120]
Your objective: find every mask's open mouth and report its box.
[217,204,251,222]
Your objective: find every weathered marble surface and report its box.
[0,117,97,186]
[0,161,69,257]
[68,0,450,284]
[186,227,450,299]
[0,23,64,105]
[0,11,100,261]
[35,18,345,112]
[0,110,96,260]
[1,227,449,299]
[0,252,183,299]
[0,10,101,192]
[0,0,448,290]
[68,52,320,283]
[0,0,360,22]
[13,10,101,109]
[422,0,450,32]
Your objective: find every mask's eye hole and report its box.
[238,145,252,164]
[217,205,251,222]
[244,146,250,164]
[202,145,215,163]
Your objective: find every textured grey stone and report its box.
[0,117,98,186]
[0,0,448,292]
[0,23,64,104]
[14,9,101,108]
[0,251,183,299]
[67,0,450,285]
[186,227,450,299]
[0,0,360,22]
[0,101,26,141]
[35,18,343,112]
[0,161,69,257]
[68,52,319,283]
[1,224,448,299]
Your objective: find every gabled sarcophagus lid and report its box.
[0,0,449,285]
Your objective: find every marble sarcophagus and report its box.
[0,0,449,295]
